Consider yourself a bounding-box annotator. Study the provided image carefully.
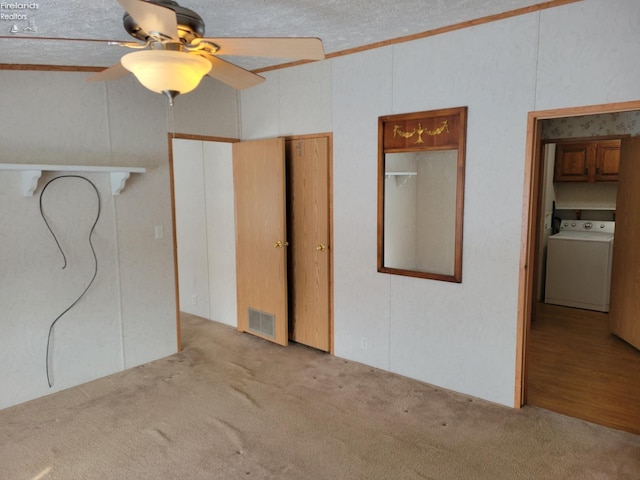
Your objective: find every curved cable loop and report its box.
[40,175,101,388]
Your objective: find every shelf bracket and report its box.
[385,171,417,187]
[110,172,131,195]
[21,170,42,197]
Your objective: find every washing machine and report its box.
[544,220,615,312]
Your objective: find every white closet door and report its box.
[203,141,237,326]
[172,139,211,318]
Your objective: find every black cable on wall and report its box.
[39,175,101,388]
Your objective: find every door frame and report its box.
[284,132,335,354]
[515,99,640,408]
[168,132,334,354]
[168,133,239,351]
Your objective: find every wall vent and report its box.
[248,308,275,338]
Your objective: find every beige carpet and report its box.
[2,313,639,480]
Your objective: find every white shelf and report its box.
[385,171,417,176]
[385,171,417,186]
[0,163,146,196]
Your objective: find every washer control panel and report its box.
[559,220,615,234]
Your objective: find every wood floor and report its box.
[526,302,640,435]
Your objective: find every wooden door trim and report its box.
[167,134,182,352]
[167,133,239,351]
[516,100,640,408]
[284,132,334,354]
[170,133,240,143]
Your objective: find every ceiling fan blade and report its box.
[117,0,179,40]
[86,63,130,82]
[199,53,265,90]
[196,37,325,60]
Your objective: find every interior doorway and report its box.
[516,101,640,434]
[168,133,240,349]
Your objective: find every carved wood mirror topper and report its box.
[378,107,467,282]
[383,113,461,151]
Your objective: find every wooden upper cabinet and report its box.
[554,139,621,183]
[595,140,621,182]
[554,142,593,182]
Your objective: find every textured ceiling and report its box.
[0,0,554,71]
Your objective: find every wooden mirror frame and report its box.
[377,106,467,282]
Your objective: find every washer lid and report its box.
[551,231,614,242]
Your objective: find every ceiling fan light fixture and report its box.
[121,50,212,97]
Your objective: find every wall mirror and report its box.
[377,107,467,282]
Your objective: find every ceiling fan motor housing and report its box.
[123,0,205,43]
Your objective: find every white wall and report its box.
[0,70,238,408]
[535,0,640,110]
[238,0,640,406]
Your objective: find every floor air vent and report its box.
[248,308,275,338]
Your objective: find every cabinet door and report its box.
[594,139,621,182]
[554,142,594,182]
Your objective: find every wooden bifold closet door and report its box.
[233,136,331,352]
[286,137,330,352]
[233,138,289,346]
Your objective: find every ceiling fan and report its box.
[89,0,325,104]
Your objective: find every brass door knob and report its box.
[316,243,327,251]
[274,240,289,248]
